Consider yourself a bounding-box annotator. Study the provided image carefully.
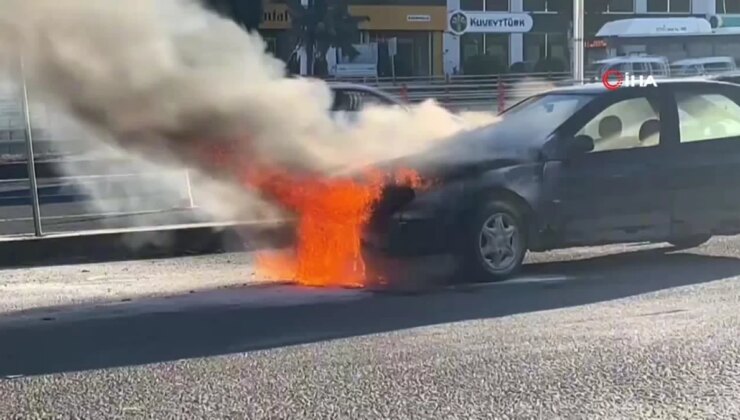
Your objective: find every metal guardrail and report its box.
[0,157,197,235]
[325,72,576,110]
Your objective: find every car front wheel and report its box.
[460,200,528,282]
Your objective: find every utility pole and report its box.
[299,0,311,76]
[19,57,43,237]
[572,0,585,83]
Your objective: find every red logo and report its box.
[602,69,624,91]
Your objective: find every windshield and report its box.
[499,94,595,139]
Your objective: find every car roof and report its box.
[595,55,668,64]
[545,78,738,95]
[672,56,735,65]
[710,70,740,79]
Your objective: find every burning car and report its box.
[364,79,740,282]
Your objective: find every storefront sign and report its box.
[335,63,377,77]
[260,3,291,30]
[407,14,432,23]
[259,5,447,31]
[586,39,608,48]
[448,11,533,35]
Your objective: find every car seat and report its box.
[638,119,660,146]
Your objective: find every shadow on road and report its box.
[1,246,738,377]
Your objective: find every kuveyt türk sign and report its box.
[448,10,533,35]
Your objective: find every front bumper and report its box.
[361,244,458,291]
[363,181,465,257]
[363,215,451,256]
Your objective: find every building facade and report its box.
[258,0,448,77]
[444,0,718,75]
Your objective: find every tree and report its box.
[282,0,368,76]
[202,0,264,31]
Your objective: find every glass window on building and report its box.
[548,33,568,65]
[524,0,570,11]
[524,33,546,64]
[608,0,635,12]
[670,0,691,12]
[717,0,740,13]
[524,33,569,70]
[370,32,432,77]
[485,0,510,11]
[461,0,484,10]
[460,33,509,74]
[486,34,509,60]
[461,33,485,62]
[647,0,691,13]
[524,0,547,11]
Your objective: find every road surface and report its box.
[1,238,739,418]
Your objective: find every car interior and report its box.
[676,92,740,143]
[576,96,662,152]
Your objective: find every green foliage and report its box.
[202,0,263,31]
[283,0,368,75]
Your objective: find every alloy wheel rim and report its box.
[478,212,520,273]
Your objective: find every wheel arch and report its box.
[454,186,538,249]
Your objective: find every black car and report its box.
[710,72,740,85]
[364,79,740,281]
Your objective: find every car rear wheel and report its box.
[459,200,528,282]
[668,234,711,250]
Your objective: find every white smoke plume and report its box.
[0,0,499,221]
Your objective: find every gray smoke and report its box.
[0,0,499,225]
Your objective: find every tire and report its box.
[668,234,711,250]
[458,200,528,283]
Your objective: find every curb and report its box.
[0,221,294,268]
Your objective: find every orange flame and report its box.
[198,144,424,288]
[245,166,422,288]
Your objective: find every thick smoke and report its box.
[0,0,498,221]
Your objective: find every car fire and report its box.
[199,143,426,288]
[0,0,496,289]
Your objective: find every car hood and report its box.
[375,123,543,181]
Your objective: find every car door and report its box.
[662,83,740,237]
[544,88,672,246]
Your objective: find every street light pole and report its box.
[19,56,43,237]
[299,0,310,75]
[572,0,585,83]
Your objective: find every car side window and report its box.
[633,62,650,76]
[676,91,740,143]
[576,96,661,153]
[331,89,393,112]
[357,91,393,108]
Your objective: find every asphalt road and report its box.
[1,238,740,418]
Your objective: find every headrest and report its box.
[639,119,661,142]
[599,115,622,138]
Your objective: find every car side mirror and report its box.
[567,135,595,155]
